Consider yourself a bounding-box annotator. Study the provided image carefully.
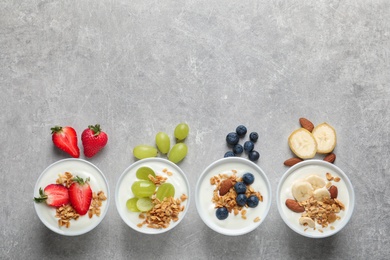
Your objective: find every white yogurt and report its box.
[277,160,354,238]
[196,157,271,236]
[34,159,110,236]
[115,158,190,234]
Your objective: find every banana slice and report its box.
[305,175,326,190]
[288,128,317,159]
[312,123,337,154]
[299,217,315,228]
[292,181,314,202]
[313,187,331,201]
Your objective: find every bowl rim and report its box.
[115,157,191,234]
[276,160,355,238]
[33,158,110,236]
[195,157,272,236]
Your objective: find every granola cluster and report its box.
[137,195,187,229]
[210,170,262,222]
[299,196,345,231]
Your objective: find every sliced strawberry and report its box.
[81,124,108,158]
[34,184,69,207]
[51,126,80,158]
[68,176,92,215]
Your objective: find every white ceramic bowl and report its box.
[33,159,110,236]
[195,157,272,236]
[277,160,355,238]
[115,158,190,234]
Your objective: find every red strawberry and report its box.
[34,184,69,207]
[51,126,80,158]
[81,124,108,157]
[68,176,92,215]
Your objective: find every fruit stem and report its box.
[50,126,63,134]
[72,176,90,185]
[33,187,48,203]
[88,124,101,136]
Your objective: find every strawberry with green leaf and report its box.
[51,126,80,158]
[68,176,92,215]
[81,124,108,158]
[34,184,69,207]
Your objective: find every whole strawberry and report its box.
[68,176,92,215]
[34,184,69,207]
[51,126,80,158]
[81,124,108,157]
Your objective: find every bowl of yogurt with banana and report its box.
[277,160,354,238]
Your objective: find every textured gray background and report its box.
[1,0,389,259]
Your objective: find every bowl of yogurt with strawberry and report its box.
[277,160,354,238]
[195,157,271,236]
[33,159,109,236]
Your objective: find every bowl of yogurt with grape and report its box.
[277,160,355,238]
[195,157,271,236]
[115,158,190,234]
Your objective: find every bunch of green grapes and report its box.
[133,123,189,164]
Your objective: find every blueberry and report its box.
[248,150,260,161]
[244,141,254,152]
[233,144,243,155]
[216,207,229,220]
[249,132,259,142]
[246,195,259,208]
[224,151,235,158]
[236,125,247,137]
[236,194,247,207]
[234,182,246,194]
[242,172,255,185]
[226,132,239,145]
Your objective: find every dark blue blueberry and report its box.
[246,195,259,208]
[249,132,259,142]
[226,132,239,145]
[224,151,235,158]
[234,182,246,194]
[216,207,229,220]
[248,150,260,161]
[242,172,255,185]
[244,141,254,152]
[235,125,247,137]
[236,194,247,207]
[233,144,243,155]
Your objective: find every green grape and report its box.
[126,197,140,212]
[133,145,158,159]
[156,183,175,201]
[136,197,154,212]
[131,180,156,198]
[155,132,170,154]
[136,166,156,180]
[168,143,188,163]
[174,123,189,141]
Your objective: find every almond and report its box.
[299,118,314,132]
[219,179,233,196]
[329,185,338,199]
[323,153,336,163]
[285,199,305,213]
[284,157,303,167]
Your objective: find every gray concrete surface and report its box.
[1,0,389,259]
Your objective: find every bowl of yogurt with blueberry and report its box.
[195,157,271,236]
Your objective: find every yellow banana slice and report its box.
[292,180,314,202]
[288,128,317,159]
[312,123,337,154]
[305,175,326,190]
[313,187,331,201]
